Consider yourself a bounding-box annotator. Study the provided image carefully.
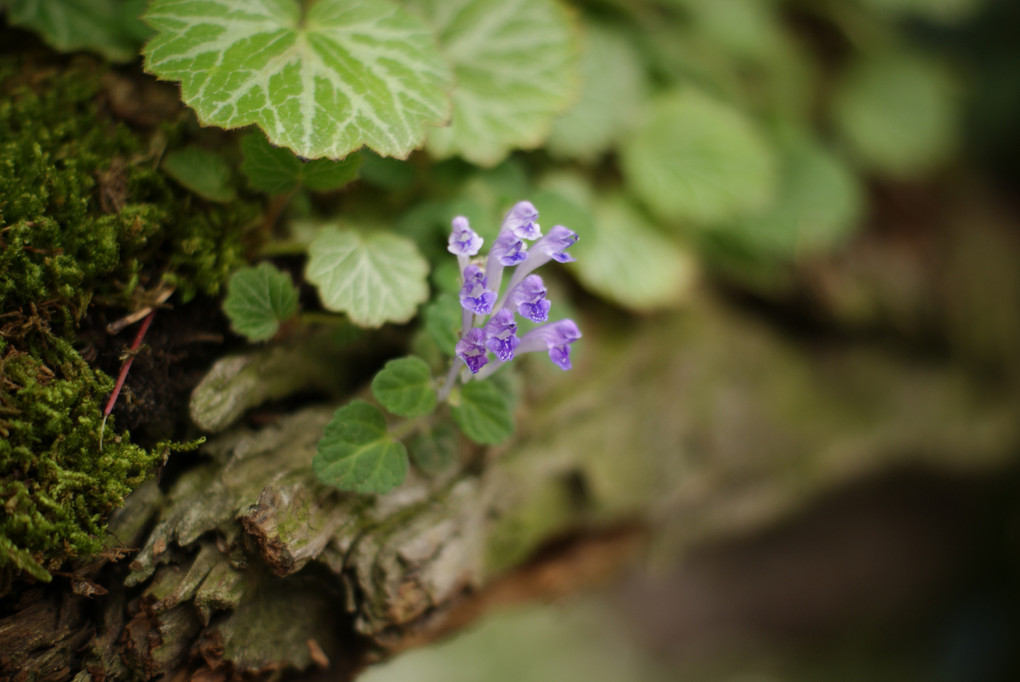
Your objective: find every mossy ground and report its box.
[0,53,261,592]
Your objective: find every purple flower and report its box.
[517,319,581,370]
[484,309,519,361]
[490,231,528,268]
[448,216,483,257]
[501,201,541,241]
[484,230,528,297]
[508,275,550,323]
[455,327,489,374]
[504,225,578,293]
[459,264,496,315]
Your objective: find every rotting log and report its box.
[2,285,1018,680]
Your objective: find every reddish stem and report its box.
[100,311,155,449]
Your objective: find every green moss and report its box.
[0,337,158,585]
[0,54,261,591]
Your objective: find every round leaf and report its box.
[452,380,514,445]
[143,0,453,160]
[222,263,299,341]
[722,130,864,259]
[622,90,777,225]
[371,356,437,418]
[832,52,957,178]
[574,194,697,311]
[314,400,408,494]
[306,226,429,328]
[411,0,580,166]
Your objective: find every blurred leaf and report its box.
[452,380,514,445]
[161,146,236,203]
[718,130,864,260]
[222,263,299,342]
[423,292,461,356]
[7,0,148,62]
[306,227,429,328]
[857,0,984,23]
[411,0,580,166]
[832,52,958,178]
[314,401,408,494]
[573,193,696,311]
[240,132,362,194]
[144,0,452,159]
[358,152,418,191]
[408,421,459,476]
[372,356,437,418]
[622,90,777,225]
[676,0,786,59]
[547,20,648,162]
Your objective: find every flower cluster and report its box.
[447,201,580,381]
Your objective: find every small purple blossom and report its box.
[517,319,582,371]
[501,201,541,241]
[459,264,496,315]
[439,200,582,399]
[503,225,578,294]
[455,327,489,374]
[447,216,483,257]
[490,231,528,268]
[484,309,519,361]
[508,275,550,323]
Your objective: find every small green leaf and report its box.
[423,292,461,356]
[314,400,408,494]
[408,421,459,476]
[143,0,453,160]
[371,356,437,418]
[161,146,236,203]
[832,52,957,178]
[410,0,580,166]
[452,380,514,445]
[7,0,149,62]
[622,90,776,225]
[306,227,429,328]
[222,263,299,341]
[575,194,697,311]
[240,132,362,194]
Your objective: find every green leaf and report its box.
[407,421,459,476]
[314,400,408,494]
[574,193,697,311]
[161,146,236,202]
[371,356,437,418]
[410,0,580,166]
[222,263,299,341]
[240,132,362,194]
[720,130,864,260]
[621,90,777,225]
[832,52,957,178]
[7,0,149,62]
[306,226,429,328]
[452,380,514,445]
[857,0,982,23]
[547,20,647,162]
[143,0,453,160]
[423,292,461,356]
